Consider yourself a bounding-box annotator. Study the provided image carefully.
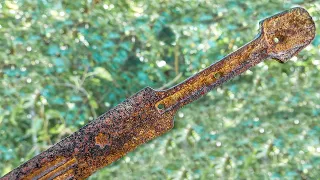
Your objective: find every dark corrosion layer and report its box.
[1,7,315,180]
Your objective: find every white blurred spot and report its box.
[67,102,75,109]
[305,45,312,51]
[245,70,253,75]
[26,78,32,83]
[15,14,21,19]
[312,60,320,65]
[262,64,268,70]
[60,45,67,50]
[41,98,47,105]
[210,131,216,135]
[198,43,204,50]
[259,128,264,133]
[139,56,144,62]
[307,146,315,152]
[125,157,130,163]
[229,92,235,99]
[216,141,222,147]
[103,4,109,9]
[291,56,298,62]
[78,33,89,47]
[232,45,238,50]
[299,150,304,154]
[317,147,320,153]
[178,112,184,118]
[156,60,166,67]
[103,4,114,10]
[59,11,65,17]
[105,102,110,107]
[294,120,300,125]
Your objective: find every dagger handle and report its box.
[156,35,268,112]
[155,7,315,112]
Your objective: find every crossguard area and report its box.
[260,7,316,62]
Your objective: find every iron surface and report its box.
[1,7,315,180]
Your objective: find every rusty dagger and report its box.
[1,7,315,180]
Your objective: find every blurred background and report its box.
[0,0,320,179]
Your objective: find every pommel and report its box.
[260,7,315,62]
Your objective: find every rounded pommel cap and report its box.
[260,7,316,62]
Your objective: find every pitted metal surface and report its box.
[1,7,315,180]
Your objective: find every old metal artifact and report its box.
[1,7,315,180]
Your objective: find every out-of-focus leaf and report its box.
[93,67,113,81]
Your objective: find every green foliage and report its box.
[1,0,320,179]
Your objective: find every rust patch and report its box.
[261,7,315,62]
[0,7,315,180]
[95,132,112,148]
[23,157,67,180]
[39,158,77,180]
[54,169,74,180]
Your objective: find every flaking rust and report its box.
[1,7,315,180]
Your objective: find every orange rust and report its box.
[39,158,77,180]
[22,157,67,180]
[1,7,315,180]
[53,169,74,180]
[156,41,260,109]
[261,8,315,62]
[95,132,112,148]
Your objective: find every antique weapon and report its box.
[1,7,315,180]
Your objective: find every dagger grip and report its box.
[155,7,315,112]
[156,35,268,112]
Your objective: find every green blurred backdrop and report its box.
[1,0,320,179]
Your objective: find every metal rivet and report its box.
[157,103,165,110]
[214,73,221,79]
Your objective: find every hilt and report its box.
[156,7,315,112]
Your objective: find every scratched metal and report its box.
[1,7,315,180]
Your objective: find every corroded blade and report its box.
[1,87,173,179]
[1,7,315,180]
